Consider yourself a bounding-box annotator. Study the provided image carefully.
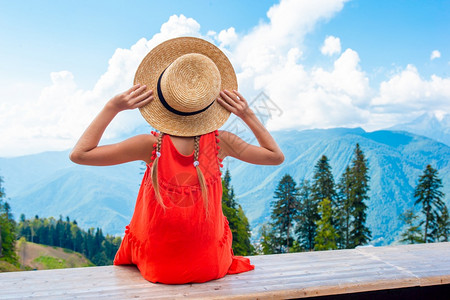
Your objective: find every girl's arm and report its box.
[70,84,156,166]
[216,90,285,165]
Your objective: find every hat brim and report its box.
[135,37,237,137]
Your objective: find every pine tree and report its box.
[221,169,253,255]
[414,165,445,243]
[271,174,300,253]
[294,180,317,251]
[18,214,31,241]
[310,155,337,250]
[399,209,423,244]
[0,176,18,265]
[311,156,337,205]
[233,206,254,255]
[259,223,277,254]
[314,198,338,251]
[222,169,236,209]
[0,176,4,258]
[70,222,84,252]
[348,144,371,247]
[336,166,353,249]
[434,205,449,242]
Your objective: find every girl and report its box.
[70,37,284,284]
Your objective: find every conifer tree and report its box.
[311,156,337,206]
[414,165,445,243]
[314,198,338,251]
[0,176,18,264]
[294,180,317,251]
[259,223,277,254]
[348,144,371,247]
[221,169,253,255]
[71,223,84,252]
[0,177,4,258]
[336,166,353,249]
[435,205,450,242]
[310,155,338,249]
[233,206,253,255]
[399,209,423,244]
[271,174,300,253]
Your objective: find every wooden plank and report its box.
[0,242,449,299]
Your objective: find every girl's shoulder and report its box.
[125,133,157,164]
[134,133,158,144]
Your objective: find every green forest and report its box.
[16,215,121,266]
[257,144,449,254]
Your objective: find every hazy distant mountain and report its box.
[1,128,449,247]
[388,112,450,146]
[0,152,143,235]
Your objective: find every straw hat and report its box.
[135,37,237,136]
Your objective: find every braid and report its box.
[194,135,208,215]
[151,132,167,210]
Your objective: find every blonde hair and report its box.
[151,133,209,213]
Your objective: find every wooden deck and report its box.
[1,242,449,299]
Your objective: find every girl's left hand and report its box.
[217,90,253,120]
[107,84,153,112]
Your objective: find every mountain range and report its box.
[388,112,450,147]
[1,117,449,246]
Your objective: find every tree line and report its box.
[260,144,372,253]
[259,144,449,254]
[0,176,18,266]
[17,215,121,266]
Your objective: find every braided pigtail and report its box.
[151,132,167,210]
[194,135,208,214]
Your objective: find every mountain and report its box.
[0,128,449,246]
[387,112,450,146]
[235,128,449,246]
[0,151,143,236]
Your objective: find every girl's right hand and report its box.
[107,84,153,113]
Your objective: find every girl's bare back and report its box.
[169,135,195,156]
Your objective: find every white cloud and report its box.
[321,36,341,56]
[216,27,238,48]
[233,0,349,73]
[230,0,370,130]
[430,50,441,60]
[372,64,450,112]
[250,47,370,131]
[313,49,369,100]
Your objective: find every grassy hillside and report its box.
[15,241,94,271]
[0,260,21,272]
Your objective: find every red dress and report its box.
[113,130,254,284]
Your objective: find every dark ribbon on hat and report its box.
[157,69,215,116]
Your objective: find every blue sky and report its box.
[1,0,272,88]
[0,0,449,156]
